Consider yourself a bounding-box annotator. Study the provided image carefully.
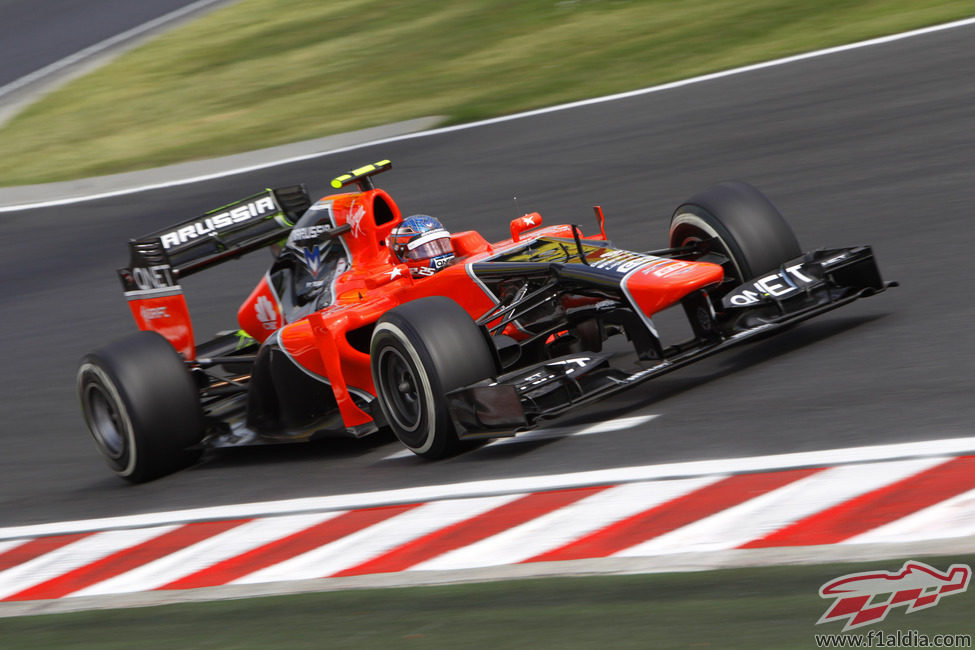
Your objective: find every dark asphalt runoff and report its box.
[0,0,228,91]
[1,23,974,528]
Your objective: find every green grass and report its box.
[1,0,974,185]
[1,557,973,648]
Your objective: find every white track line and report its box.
[2,436,974,542]
[3,16,975,211]
[380,414,658,461]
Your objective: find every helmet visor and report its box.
[404,232,452,261]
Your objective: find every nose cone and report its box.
[622,259,724,316]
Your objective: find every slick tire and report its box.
[670,181,801,286]
[370,296,497,459]
[77,330,204,483]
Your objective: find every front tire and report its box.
[370,297,497,459]
[670,181,801,286]
[78,331,204,483]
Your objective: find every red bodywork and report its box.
[137,185,725,432]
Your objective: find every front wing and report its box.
[447,245,894,438]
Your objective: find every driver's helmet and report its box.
[388,215,454,277]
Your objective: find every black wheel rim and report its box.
[377,347,423,435]
[84,382,126,459]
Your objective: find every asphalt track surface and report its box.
[0,0,228,91]
[1,21,974,529]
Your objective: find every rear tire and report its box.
[370,297,497,459]
[78,331,204,483]
[670,181,801,286]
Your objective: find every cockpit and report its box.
[268,204,351,322]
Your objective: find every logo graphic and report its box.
[129,264,176,291]
[291,224,332,240]
[590,249,658,274]
[139,305,168,320]
[651,260,693,278]
[348,202,366,238]
[255,295,278,331]
[159,195,278,249]
[818,561,971,631]
[302,246,323,274]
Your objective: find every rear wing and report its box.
[119,185,310,283]
[116,185,311,359]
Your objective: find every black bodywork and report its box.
[446,243,893,439]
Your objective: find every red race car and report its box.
[78,160,894,482]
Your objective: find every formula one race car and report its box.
[77,160,894,482]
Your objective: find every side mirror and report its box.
[509,212,543,242]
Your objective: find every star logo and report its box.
[388,266,404,280]
[523,215,536,225]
